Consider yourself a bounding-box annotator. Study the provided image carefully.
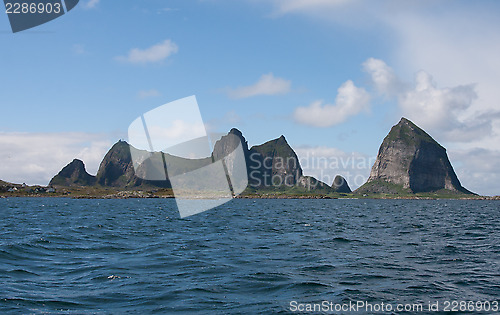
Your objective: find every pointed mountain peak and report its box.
[332,175,352,193]
[249,134,303,187]
[384,117,441,149]
[107,141,132,156]
[226,128,248,150]
[399,117,411,124]
[397,117,427,133]
[61,159,86,172]
[212,128,250,160]
[357,118,472,195]
[228,128,243,137]
[70,158,85,166]
[49,158,96,187]
[113,140,130,148]
[95,140,136,187]
[253,134,293,154]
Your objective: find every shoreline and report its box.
[1,192,499,201]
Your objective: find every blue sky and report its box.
[1,0,500,195]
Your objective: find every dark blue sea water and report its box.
[0,198,499,314]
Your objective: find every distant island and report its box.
[1,118,499,200]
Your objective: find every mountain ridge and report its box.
[47,118,475,197]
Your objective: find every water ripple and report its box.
[0,198,499,313]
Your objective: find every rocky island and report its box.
[1,117,498,199]
[355,118,474,197]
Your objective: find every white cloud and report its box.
[386,9,500,149]
[0,132,113,186]
[116,39,178,64]
[137,89,161,99]
[147,120,206,143]
[258,1,500,148]
[248,1,500,194]
[399,71,478,132]
[83,0,100,9]
[227,73,291,99]
[362,58,403,97]
[361,57,499,195]
[293,80,370,127]
[363,58,495,143]
[448,148,500,196]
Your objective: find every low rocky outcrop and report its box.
[331,175,352,193]
[356,118,473,195]
[296,176,332,191]
[0,180,13,192]
[49,159,96,187]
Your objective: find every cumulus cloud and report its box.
[137,89,161,99]
[448,148,500,196]
[399,71,477,129]
[116,39,178,64]
[248,1,500,194]
[147,120,206,143]
[257,1,500,147]
[227,73,291,99]
[293,80,370,127]
[362,58,403,97]
[363,58,495,143]
[0,132,113,186]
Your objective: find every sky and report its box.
[1,0,500,195]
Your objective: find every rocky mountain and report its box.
[50,128,334,193]
[212,129,314,190]
[49,141,171,189]
[249,135,303,187]
[212,128,251,178]
[94,140,142,187]
[332,175,352,193]
[93,140,174,188]
[356,118,473,195]
[212,128,250,161]
[51,119,472,196]
[49,159,96,187]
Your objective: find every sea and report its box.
[0,198,499,314]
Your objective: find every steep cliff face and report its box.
[358,118,472,194]
[212,128,250,176]
[332,175,352,193]
[49,159,96,187]
[249,135,303,187]
[52,131,332,192]
[212,130,296,188]
[212,128,249,161]
[95,140,143,187]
